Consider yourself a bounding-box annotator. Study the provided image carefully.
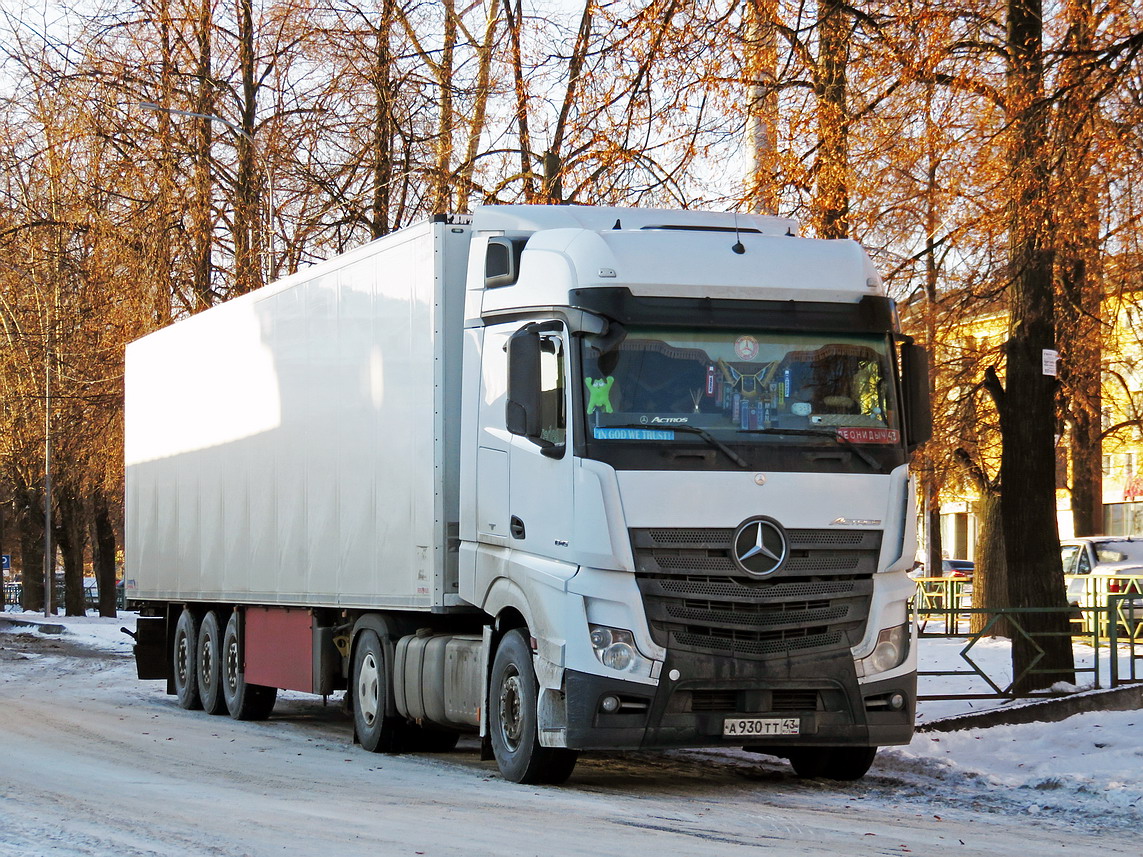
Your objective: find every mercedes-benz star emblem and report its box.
[731,516,788,577]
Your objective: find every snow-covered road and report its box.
[1,616,1139,856]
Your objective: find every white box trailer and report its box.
[127,205,931,785]
[126,220,469,609]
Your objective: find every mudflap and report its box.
[133,615,169,681]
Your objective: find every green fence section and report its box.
[1107,593,1143,685]
[912,577,1143,700]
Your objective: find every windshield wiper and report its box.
[737,427,881,470]
[605,423,749,469]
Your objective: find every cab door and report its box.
[505,322,575,564]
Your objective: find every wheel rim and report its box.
[497,668,524,751]
[200,637,214,690]
[357,652,381,727]
[224,638,239,693]
[176,633,190,685]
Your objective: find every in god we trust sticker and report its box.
[734,335,760,361]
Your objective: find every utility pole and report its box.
[44,314,52,617]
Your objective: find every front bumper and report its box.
[563,648,915,751]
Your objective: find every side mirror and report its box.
[506,326,542,439]
[900,342,933,451]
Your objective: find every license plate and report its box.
[723,717,800,737]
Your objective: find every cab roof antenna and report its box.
[732,213,746,255]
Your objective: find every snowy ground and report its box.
[1,611,1141,856]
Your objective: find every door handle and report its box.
[510,516,526,539]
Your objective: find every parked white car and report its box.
[1061,537,1143,623]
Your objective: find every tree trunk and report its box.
[813,0,849,239]
[970,488,1010,637]
[234,0,263,295]
[1057,0,1103,537]
[743,0,779,216]
[999,0,1075,693]
[545,0,594,205]
[369,0,396,238]
[503,0,535,202]
[91,493,118,618]
[55,493,87,617]
[152,0,176,324]
[191,0,215,310]
[925,489,943,575]
[18,497,45,612]
[431,0,457,214]
[456,2,500,213]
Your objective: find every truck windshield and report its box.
[580,326,903,472]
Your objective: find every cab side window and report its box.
[538,333,566,446]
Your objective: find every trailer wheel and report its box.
[197,611,227,715]
[172,608,202,710]
[352,630,408,753]
[221,611,277,721]
[489,629,578,784]
[788,746,877,781]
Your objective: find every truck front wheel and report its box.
[172,608,201,710]
[489,629,577,785]
[221,611,276,721]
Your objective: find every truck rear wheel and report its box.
[172,608,201,710]
[221,611,277,721]
[197,611,227,715]
[352,630,409,752]
[489,629,578,785]
[787,746,877,781]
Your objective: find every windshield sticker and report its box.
[836,427,900,445]
[585,376,615,414]
[734,335,760,361]
[594,427,676,441]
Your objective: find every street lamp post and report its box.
[139,102,276,280]
[44,324,52,617]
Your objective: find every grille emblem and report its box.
[732,517,788,577]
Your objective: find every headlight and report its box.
[856,623,910,677]
[589,624,653,675]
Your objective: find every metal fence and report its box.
[912,576,1143,701]
[2,582,125,611]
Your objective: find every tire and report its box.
[221,611,277,721]
[197,611,227,715]
[788,746,877,781]
[351,630,410,753]
[172,608,202,711]
[489,629,578,785]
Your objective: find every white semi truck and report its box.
[126,204,930,784]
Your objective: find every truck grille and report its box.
[688,688,821,713]
[632,527,878,660]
